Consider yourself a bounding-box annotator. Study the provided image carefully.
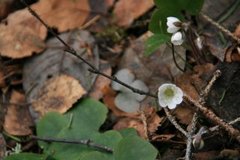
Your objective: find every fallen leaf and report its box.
[176,63,216,101]
[113,107,162,139]
[23,30,99,106]
[144,107,163,134]
[89,61,112,100]
[174,106,194,125]
[0,9,47,58]
[113,0,154,27]
[3,91,33,136]
[33,0,90,32]
[0,0,92,58]
[32,74,86,116]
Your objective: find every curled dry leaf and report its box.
[113,0,154,27]
[31,74,86,117]
[3,91,33,136]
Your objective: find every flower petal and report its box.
[158,83,183,109]
[167,17,180,27]
[171,32,184,45]
[167,17,181,33]
[168,101,177,109]
[167,27,180,34]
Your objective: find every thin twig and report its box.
[184,94,240,142]
[185,113,198,160]
[209,117,240,132]
[20,0,157,99]
[30,135,113,153]
[163,108,188,137]
[199,70,221,103]
[200,12,240,44]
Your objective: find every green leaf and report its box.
[118,128,138,137]
[150,0,204,34]
[37,112,68,150]
[114,136,158,160]
[4,153,53,160]
[36,98,158,160]
[183,0,204,14]
[37,98,110,160]
[92,131,123,149]
[144,34,170,56]
[81,152,112,160]
[154,0,204,15]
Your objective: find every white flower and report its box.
[171,32,184,45]
[167,17,181,33]
[158,83,183,109]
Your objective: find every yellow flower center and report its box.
[164,88,174,97]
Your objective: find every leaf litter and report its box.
[1,0,240,159]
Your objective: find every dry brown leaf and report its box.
[174,106,194,125]
[234,24,240,38]
[3,91,33,136]
[113,0,154,27]
[114,117,147,138]
[143,107,163,133]
[176,73,199,101]
[113,107,162,139]
[89,61,112,100]
[0,0,91,59]
[33,0,90,32]
[176,64,216,124]
[0,9,47,58]
[32,74,86,116]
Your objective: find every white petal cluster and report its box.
[111,69,149,113]
[158,83,183,109]
[167,17,184,46]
